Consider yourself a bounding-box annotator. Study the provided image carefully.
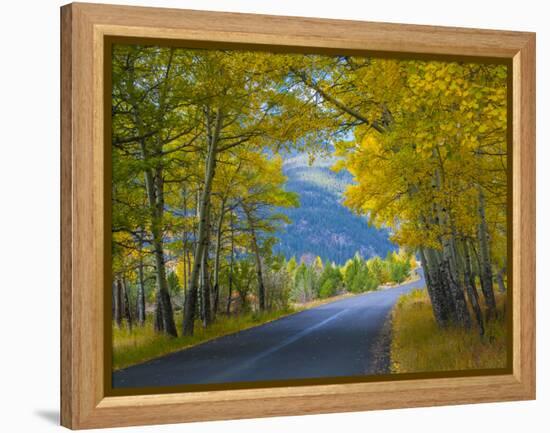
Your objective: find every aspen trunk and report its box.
[128,54,177,337]
[477,186,497,319]
[429,156,470,328]
[418,215,454,327]
[419,247,450,327]
[151,234,177,336]
[200,223,212,328]
[253,239,266,312]
[432,159,471,329]
[136,249,146,326]
[497,267,507,293]
[112,282,116,321]
[181,189,189,299]
[122,278,133,331]
[461,242,485,336]
[430,248,457,324]
[154,297,163,332]
[213,199,226,317]
[244,208,266,312]
[114,279,123,328]
[183,109,223,336]
[440,242,471,329]
[226,214,235,315]
[138,142,177,337]
[144,175,177,336]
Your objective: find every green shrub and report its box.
[319,278,338,298]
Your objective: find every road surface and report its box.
[113,270,425,388]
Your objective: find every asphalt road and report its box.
[113,270,425,388]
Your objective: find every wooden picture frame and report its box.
[61,2,536,429]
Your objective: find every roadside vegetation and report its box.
[390,288,507,373]
[113,251,414,370]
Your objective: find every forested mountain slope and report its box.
[275,153,395,264]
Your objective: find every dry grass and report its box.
[390,288,507,373]
[113,309,295,371]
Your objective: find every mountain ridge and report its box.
[273,153,396,264]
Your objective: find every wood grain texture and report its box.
[60,2,536,429]
[512,35,536,394]
[60,4,73,429]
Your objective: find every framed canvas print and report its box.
[60,2,536,429]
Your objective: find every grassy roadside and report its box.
[390,288,507,373]
[113,273,422,371]
[113,308,297,371]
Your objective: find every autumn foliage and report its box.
[111,44,507,348]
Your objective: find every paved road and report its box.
[113,270,425,388]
